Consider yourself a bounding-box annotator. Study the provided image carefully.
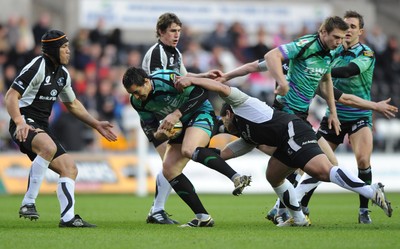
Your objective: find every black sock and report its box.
[278,201,286,208]
[192,147,237,179]
[169,174,208,214]
[358,167,372,209]
[286,172,300,187]
[300,187,317,207]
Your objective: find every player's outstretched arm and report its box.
[64,99,118,142]
[186,69,224,80]
[175,76,231,97]
[339,94,398,119]
[219,60,260,83]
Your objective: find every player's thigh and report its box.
[49,153,78,179]
[302,154,332,182]
[31,131,58,159]
[155,141,167,159]
[181,127,211,157]
[349,127,373,167]
[266,157,295,187]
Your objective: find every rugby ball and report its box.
[159,120,183,139]
[170,121,183,139]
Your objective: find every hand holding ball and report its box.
[169,120,183,139]
[159,120,183,139]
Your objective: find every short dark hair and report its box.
[344,10,364,29]
[156,12,182,38]
[319,16,349,33]
[220,103,232,117]
[122,67,149,89]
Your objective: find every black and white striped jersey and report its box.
[142,41,187,75]
[10,55,75,127]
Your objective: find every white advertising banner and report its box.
[79,0,332,34]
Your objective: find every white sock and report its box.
[230,173,240,182]
[151,171,172,214]
[57,177,75,222]
[195,213,210,220]
[22,156,50,206]
[329,166,373,199]
[274,198,280,209]
[295,173,321,201]
[273,179,304,222]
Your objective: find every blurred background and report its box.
[0,0,399,195]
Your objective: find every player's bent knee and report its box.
[162,167,179,181]
[69,164,78,178]
[37,143,57,160]
[181,147,195,159]
[266,172,281,187]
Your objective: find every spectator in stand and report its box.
[126,49,142,67]
[0,23,11,54]
[6,37,35,73]
[88,17,108,47]
[272,24,290,47]
[201,21,231,52]
[251,25,271,61]
[71,29,92,70]
[382,35,398,83]
[366,25,387,70]
[106,28,125,65]
[96,78,118,122]
[32,12,51,47]
[5,15,20,50]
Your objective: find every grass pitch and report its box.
[0,193,399,249]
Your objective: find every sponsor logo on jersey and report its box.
[39,89,57,101]
[44,76,51,86]
[302,139,317,145]
[304,67,328,76]
[296,39,309,46]
[14,80,25,90]
[169,57,174,66]
[39,96,57,101]
[57,77,65,87]
[240,124,257,144]
[170,73,176,83]
[363,51,374,57]
[282,63,289,72]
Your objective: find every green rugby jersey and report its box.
[325,43,375,122]
[129,69,213,125]
[276,34,338,113]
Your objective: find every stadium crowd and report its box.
[0,13,399,152]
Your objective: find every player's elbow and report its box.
[338,94,352,106]
[219,84,231,97]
